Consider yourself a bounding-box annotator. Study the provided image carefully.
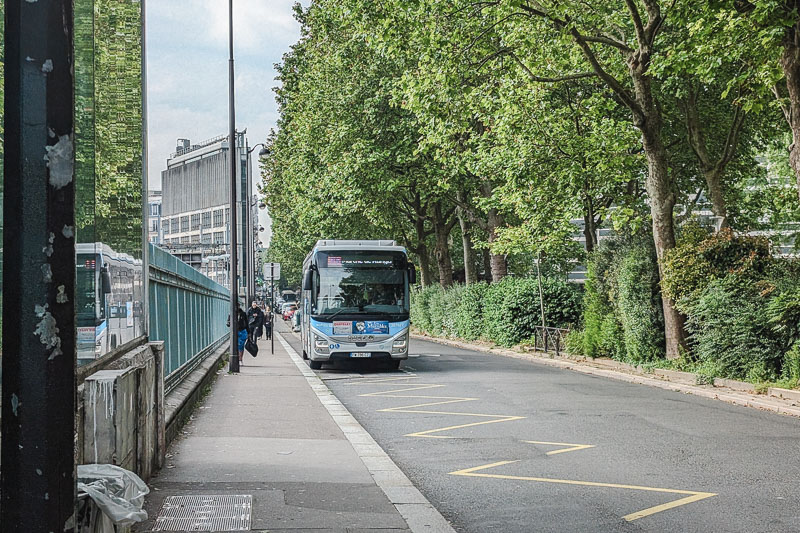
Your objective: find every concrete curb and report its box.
[164,343,228,446]
[412,334,800,419]
[277,333,458,533]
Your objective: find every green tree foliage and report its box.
[266,0,800,374]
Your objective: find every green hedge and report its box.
[580,235,665,364]
[663,230,800,381]
[412,277,583,347]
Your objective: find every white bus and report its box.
[76,242,144,364]
[299,240,415,370]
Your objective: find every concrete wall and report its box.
[80,342,165,481]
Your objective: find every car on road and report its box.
[282,303,297,321]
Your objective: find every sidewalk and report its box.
[136,322,454,532]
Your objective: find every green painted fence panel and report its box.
[148,244,230,390]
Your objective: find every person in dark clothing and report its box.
[262,305,272,340]
[227,306,248,365]
[246,300,265,343]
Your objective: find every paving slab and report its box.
[135,328,414,532]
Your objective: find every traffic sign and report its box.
[263,262,281,280]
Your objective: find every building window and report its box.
[225,208,230,225]
[202,211,212,229]
[191,213,201,230]
[190,234,200,244]
[213,209,223,227]
[201,234,212,245]
[213,231,224,244]
[149,203,160,217]
[180,216,189,232]
[180,236,189,244]
[162,219,170,234]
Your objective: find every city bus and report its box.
[76,242,144,364]
[299,240,415,370]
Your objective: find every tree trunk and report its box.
[703,169,729,229]
[629,47,687,360]
[457,207,477,284]
[431,202,454,288]
[483,248,492,282]
[640,119,687,360]
[480,182,507,282]
[583,194,597,253]
[781,35,800,204]
[417,248,433,288]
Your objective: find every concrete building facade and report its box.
[160,133,256,294]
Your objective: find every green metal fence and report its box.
[148,244,230,391]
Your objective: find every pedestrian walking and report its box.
[247,300,265,345]
[226,305,248,366]
[263,305,273,340]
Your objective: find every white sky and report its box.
[145,0,305,246]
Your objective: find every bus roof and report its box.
[312,240,406,253]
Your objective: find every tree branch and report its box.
[509,51,595,83]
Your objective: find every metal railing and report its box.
[148,244,230,391]
[531,327,571,357]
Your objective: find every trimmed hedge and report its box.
[412,277,582,347]
[580,235,665,364]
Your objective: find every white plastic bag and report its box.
[77,464,149,526]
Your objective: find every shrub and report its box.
[683,278,783,380]
[662,228,773,305]
[782,343,800,382]
[454,282,489,340]
[441,284,465,337]
[581,235,664,362]
[615,244,665,363]
[411,286,439,334]
[483,276,582,347]
[427,288,447,337]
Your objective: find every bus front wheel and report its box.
[308,359,322,370]
[388,360,401,371]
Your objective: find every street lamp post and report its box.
[228,0,240,373]
[245,142,268,304]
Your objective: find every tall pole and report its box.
[271,264,275,354]
[2,0,77,530]
[228,0,240,373]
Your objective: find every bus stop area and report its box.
[134,320,454,533]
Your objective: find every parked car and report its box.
[282,304,297,321]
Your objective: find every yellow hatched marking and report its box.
[449,461,716,522]
[351,380,525,438]
[524,440,596,455]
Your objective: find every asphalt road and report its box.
[276,320,800,533]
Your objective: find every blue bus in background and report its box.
[76,242,144,364]
[300,240,415,370]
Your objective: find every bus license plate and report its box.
[350,352,371,358]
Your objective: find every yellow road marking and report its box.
[449,461,716,521]
[406,416,526,438]
[360,383,445,396]
[524,440,596,455]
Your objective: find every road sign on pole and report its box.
[263,262,280,280]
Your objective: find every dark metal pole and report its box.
[228,0,240,373]
[2,0,77,530]
[271,264,275,354]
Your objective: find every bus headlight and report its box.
[314,335,330,354]
[392,334,408,354]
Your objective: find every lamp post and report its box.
[228,0,239,373]
[245,143,268,304]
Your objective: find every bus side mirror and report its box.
[408,264,417,285]
[101,266,112,295]
[302,268,313,291]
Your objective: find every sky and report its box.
[146,0,305,246]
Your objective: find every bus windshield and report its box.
[313,251,409,317]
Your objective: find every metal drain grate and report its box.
[152,494,252,531]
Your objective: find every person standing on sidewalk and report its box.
[247,300,265,343]
[263,304,272,340]
[227,306,248,365]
